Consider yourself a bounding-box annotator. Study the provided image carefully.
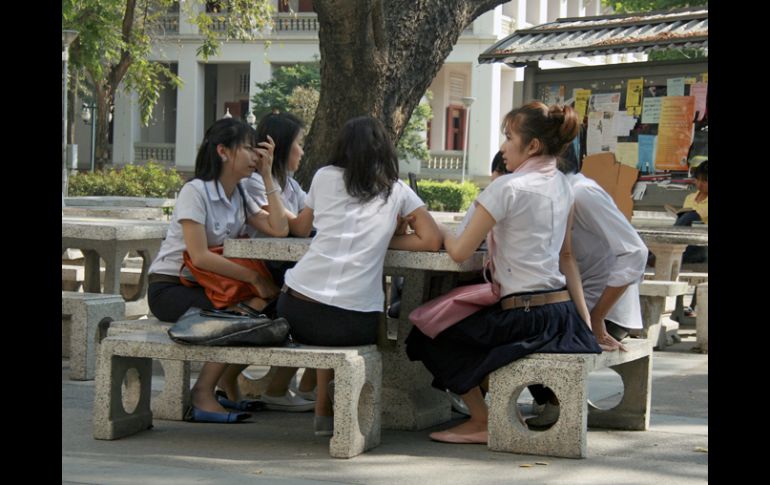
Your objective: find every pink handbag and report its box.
[409,231,500,338]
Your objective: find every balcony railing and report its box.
[274,13,319,33]
[423,151,464,171]
[135,143,175,164]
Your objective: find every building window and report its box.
[445,105,467,151]
[278,0,314,13]
[237,71,250,96]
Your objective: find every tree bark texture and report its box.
[295,0,504,188]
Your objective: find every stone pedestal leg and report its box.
[695,283,708,353]
[330,351,382,458]
[68,295,125,381]
[488,359,589,458]
[93,349,154,440]
[379,269,452,430]
[151,360,191,421]
[646,242,687,281]
[588,354,652,430]
[82,249,102,293]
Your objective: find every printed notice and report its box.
[638,135,657,173]
[587,111,617,155]
[691,83,708,121]
[625,78,643,116]
[641,98,662,124]
[544,84,565,105]
[654,96,695,170]
[574,89,592,119]
[667,77,685,96]
[615,142,639,168]
[613,111,638,137]
[589,92,621,113]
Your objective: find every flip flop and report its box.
[184,406,251,423]
[429,430,488,444]
[215,389,266,412]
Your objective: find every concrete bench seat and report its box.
[93,329,382,458]
[62,291,125,380]
[488,338,652,458]
[62,265,148,316]
[639,280,689,349]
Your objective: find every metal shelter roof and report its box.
[478,6,708,66]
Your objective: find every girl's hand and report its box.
[250,274,279,300]
[256,135,276,174]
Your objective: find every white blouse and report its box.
[284,166,425,312]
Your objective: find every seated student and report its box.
[147,118,289,423]
[675,160,708,315]
[239,112,316,412]
[275,116,443,436]
[407,102,601,444]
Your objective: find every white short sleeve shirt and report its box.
[475,170,574,297]
[568,173,648,329]
[242,172,308,237]
[284,166,425,312]
[148,179,260,277]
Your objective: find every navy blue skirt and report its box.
[405,299,602,395]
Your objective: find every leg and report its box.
[217,364,248,401]
[429,386,488,444]
[298,368,317,393]
[191,362,230,413]
[316,368,334,417]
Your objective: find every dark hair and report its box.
[194,118,255,181]
[557,136,581,175]
[330,116,399,203]
[693,160,708,181]
[502,101,579,157]
[256,112,304,190]
[491,151,507,174]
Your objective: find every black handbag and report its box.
[168,303,290,347]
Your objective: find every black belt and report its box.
[500,290,571,311]
[148,273,182,285]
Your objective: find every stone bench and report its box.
[93,330,382,458]
[62,265,148,317]
[488,338,652,458]
[639,280,689,349]
[62,291,125,380]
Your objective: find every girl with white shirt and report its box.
[406,102,602,444]
[276,115,443,436]
[147,118,289,423]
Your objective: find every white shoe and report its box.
[289,374,318,401]
[259,390,315,412]
[447,391,470,416]
[525,402,559,428]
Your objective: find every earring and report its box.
[222,156,228,162]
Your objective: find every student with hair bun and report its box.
[406,102,601,444]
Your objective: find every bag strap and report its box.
[483,230,498,285]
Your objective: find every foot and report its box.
[525,402,559,429]
[314,415,334,437]
[259,390,315,412]
[429,419,488,444]
[191,387,229,414]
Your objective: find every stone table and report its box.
[62,217,169,316]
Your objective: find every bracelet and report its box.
[265,187,281,196]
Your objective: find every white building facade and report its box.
[94,0,644,182]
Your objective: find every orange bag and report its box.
[179,245,274,309]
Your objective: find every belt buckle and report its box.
[521,295,531,312]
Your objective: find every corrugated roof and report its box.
[478,6,707,66]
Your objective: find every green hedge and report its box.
[415,179,479,212]
[69,162,184,198]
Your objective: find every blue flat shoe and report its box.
[215,390,266,412]
[184,406,251,423]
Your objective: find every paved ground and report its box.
[62,327,707,485]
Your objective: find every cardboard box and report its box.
[581,152,638,221]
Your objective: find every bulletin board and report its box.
[533,59,708,174]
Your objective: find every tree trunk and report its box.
[95,88,113,171]
[295,0,503,188]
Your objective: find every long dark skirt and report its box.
[405,300,601,395]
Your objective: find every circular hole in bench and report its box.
[510,384,560,432]
[357,382,375,437]
[121,368,141,414]
[587,368,624,410]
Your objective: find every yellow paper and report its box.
[574,89,592,119]
[615,142,639,168]
[626,78,643,108]
[654,96,695,170]
[701,73,708,83]
[684,77,697,85]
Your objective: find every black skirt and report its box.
[405,299,602,395]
